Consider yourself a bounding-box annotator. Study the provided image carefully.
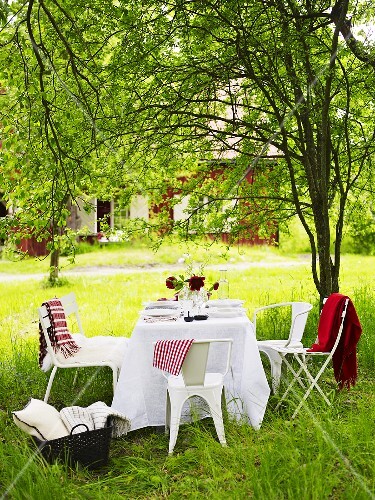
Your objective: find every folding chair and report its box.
[272,293,361,418]
[255,302,313,392]
[38,292,128,402]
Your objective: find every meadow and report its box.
[0,240,374,499]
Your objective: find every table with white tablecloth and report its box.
[111,314,270,431]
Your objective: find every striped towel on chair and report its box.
[39,298,81,369]
[153,339,194,376]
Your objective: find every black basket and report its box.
[34,421,112,470]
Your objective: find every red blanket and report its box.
[39,299,81,369]
[308,293,362,389]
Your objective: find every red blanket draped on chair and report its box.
[39,299,81,369]
[307,293,362,389]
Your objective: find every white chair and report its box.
[254,302,313,393]
[273,296,351,418]
[38,292,128,402]
[162,338,233,455]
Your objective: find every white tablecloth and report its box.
[111,314,270,431]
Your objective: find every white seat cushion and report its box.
[55,335,128,367]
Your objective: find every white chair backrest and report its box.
[59,292,78,315]
[253,301,312,345]
[181,339,233,386]
[287,302,314,345]
[60,292,85,336]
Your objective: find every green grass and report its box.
[0,242,374,499]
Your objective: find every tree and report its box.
[0,0,116,281]
[1,0,374,297]
[109,0,375,300]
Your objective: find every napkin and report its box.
[143,316,178,323]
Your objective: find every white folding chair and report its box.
[255,302,313,392]
[273,297,350,418]
[38,292,128,402]
[162,338,233,455]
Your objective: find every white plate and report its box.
[208,299,244,308]
[144,301,180,310]
[140,308,179,317]
[212,307,242,313]
[208,309,243,318]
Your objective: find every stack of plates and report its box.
[207,299,244,308]
[144,301,180,310]
[140,308,180,318]
[206,299,245,318]
[208,307,244,318]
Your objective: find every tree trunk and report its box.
[48,222,63,283]
[49,247,60,283]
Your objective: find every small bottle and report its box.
[218,269,229,299]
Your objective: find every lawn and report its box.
[0,241,374,499]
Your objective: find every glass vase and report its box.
[218,269,229,299]
[192,288,208,315]
[179,285,193,317]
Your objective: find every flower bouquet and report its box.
[165,272,219,316]
[165,275,219,294]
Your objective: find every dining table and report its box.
[111,301,270,431]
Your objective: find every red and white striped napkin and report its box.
[153,339,194,376]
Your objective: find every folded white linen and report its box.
[60,405,94,434]
[60,401,130,437]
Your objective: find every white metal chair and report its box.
[255,302,313,393]
[38,292,128,402]
[162,338,233,455]
[273,296,351,418]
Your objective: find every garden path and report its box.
[0,259,308,282]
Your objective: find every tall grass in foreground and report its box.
[0,252,374,499]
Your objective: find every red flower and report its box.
[189,275,205,291]
[212,282,219,291]
[166,276,176,289]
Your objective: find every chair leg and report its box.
[206,388,227,446]
[44,366,58,403]
[112,367,118,393]
[274,356,305,411]
[291,378,329,419]
[290,356,332,418]
[72,369,79,387]
[258,345,284,393]
[168,391,188,455]
[284,355,307,390]
[165,392,171,435]
[270,360,283,394]
[300,359,331,405]
[168,407,183,455]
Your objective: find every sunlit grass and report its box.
[0,243,374,499]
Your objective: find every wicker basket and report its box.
[34,421,112,469]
